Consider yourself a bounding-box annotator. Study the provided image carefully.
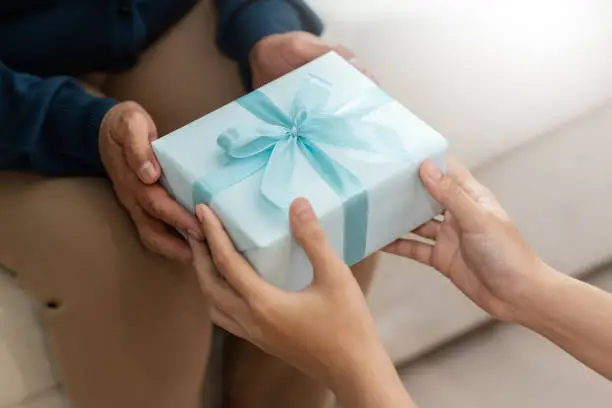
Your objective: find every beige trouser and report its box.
[0,2,377,408]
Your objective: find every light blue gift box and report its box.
[153,52,448,291]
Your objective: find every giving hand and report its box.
[250,31,374,88]
[385,156,546,321]
[189,199,384,387]
[99,101,200,263]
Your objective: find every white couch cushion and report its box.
[310,0,612,167]
[402,270,612,408]
[0,270,62,408]
[9,389,66,408]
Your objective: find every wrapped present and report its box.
[153,52,448,291]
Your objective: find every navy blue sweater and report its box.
[0,0,323,176]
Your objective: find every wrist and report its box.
[328,342,389,390]
[506,262,568,326]
[330,343,415,408]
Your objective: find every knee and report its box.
[0,176,193,305]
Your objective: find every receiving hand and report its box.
[189,199,385,387]
[99,101,201,263]
[250,31,375,89]
[385,156,546,321]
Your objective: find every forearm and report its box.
[214,0,323,88]
[514,265,612,379]
[331,345,417,408]
[0,61,115,175]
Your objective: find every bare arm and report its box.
[333,264,612,407]
[387,157,612,382]
[331,346,417,408]
[516,266,612,379]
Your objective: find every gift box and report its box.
[153,52,448,291]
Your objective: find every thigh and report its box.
[0,174,212,408]
[103,0,244,136]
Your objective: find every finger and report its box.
[290,35,333,64]
[347,57,378,84]
[189,237,246,307]
[446,155,508,218]
[420,160,483,231]
[188,235,211,265]
[125,109,159,185]
[445,154,488,201]
[331,44,356,61]
[412,220,441,240]
[210,306,244,338]
[364,70,380,85]
[112,102,160,184]
[189,237,245,308]
[195,205,277,301]
[330,44,377,80]
[345,56,367,76]
[140,184,202,240]
[445,154,472,180]
[333,45,371,77]
[383,239,433,266]
[133,207,193,263]
[289,198,345,280]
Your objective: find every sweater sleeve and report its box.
[215,0,324,88]
[0,61,117,176]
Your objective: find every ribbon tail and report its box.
[298,140,368,265]
[260,138,298,209]
[341,190,370,265]
[218,127,284,159]
[193,150,272,205]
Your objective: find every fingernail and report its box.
[293,199,315,222]
[188,229,203,241]
[139,161,156,183]
[365,70,379,84]
[348,57,363,71]
[423,160,443,181]
[195,205,207,223]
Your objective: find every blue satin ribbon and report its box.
[193,74,406,265]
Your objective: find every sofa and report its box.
[2,1,612,406]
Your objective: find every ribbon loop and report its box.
[237,91,292,128]
[219,129,283,159]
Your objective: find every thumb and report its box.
[111,102,160,184]
[420,160,483,231]
[289,198,345,282]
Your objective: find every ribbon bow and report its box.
[194,74,406,265]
